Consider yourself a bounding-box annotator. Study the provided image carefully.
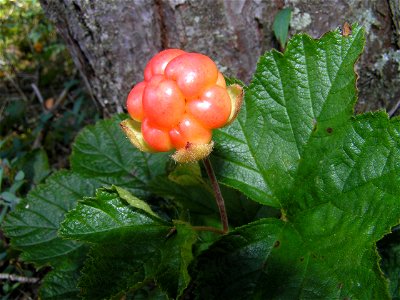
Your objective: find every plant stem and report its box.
[202,156,229,233]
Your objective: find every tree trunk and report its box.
[40,0,400,115]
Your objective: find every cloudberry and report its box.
[143,77,185,129]
[126,81,146,122]
[187,85,231,129]
[169,114,212,149]
[121,49,243,163]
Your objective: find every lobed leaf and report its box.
[39,248,87,300]
[3,171,99,299]
[59,186,169,242]
[60,187,197,299]
[4,115,172,298]
[195,218,389,299]
[213,24,365,208]
[71,114,169,198]
[198,24,400,298]
[3,116,170,265]
[3,171,98,266]
[40,268,81,300]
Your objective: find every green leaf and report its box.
[156,220,197,299]
[168,162,205,187]
[273,8,292,49]
[60,187,197,299]
[125,285,169,300]
[15,148,50,185]
[114,185,159,218]
[213,24,365,208]
[4,115,172,298]
[71,114,169,198]
[379,230,400,299]
[149,174,218,226]
[14,170,25,181]
[40,267,81,300]
[3,171,98,266]
[202,24,400,298]
[59,187,169,242]
[39,246,88,300]
[151,167,266,229]
[1,191,19,204]
[195,218,389,299]
[3,170,100,299]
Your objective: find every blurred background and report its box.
[1,0,399,298]
[0,1,99,298]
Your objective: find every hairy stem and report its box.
[202,156,229,233]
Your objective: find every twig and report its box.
[5,72,29,102]
[32,132,43,149]
[31,83,45,110]
[389,99,400,117]
[0,273,40,284]
[32,85,71,149]
[0,100,6,120]
[50,86,70,113]
[202,156,229,233]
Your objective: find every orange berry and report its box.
[169,114,212,149]
[169,128,186,150]
[143,77,185,129]
[187,85,231,129]
[123,48,244,161]
[141,118,173,152]
[165,53,218,100]
[146,74,164,87]
[144,49,186,81]
[126,81,147,122]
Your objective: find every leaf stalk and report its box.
[202,156,229,233]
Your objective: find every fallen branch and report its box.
[0,273,40,283]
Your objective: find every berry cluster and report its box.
[122,49,242,162]
[126,49,233,151]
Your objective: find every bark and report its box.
[40,0,400,115]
